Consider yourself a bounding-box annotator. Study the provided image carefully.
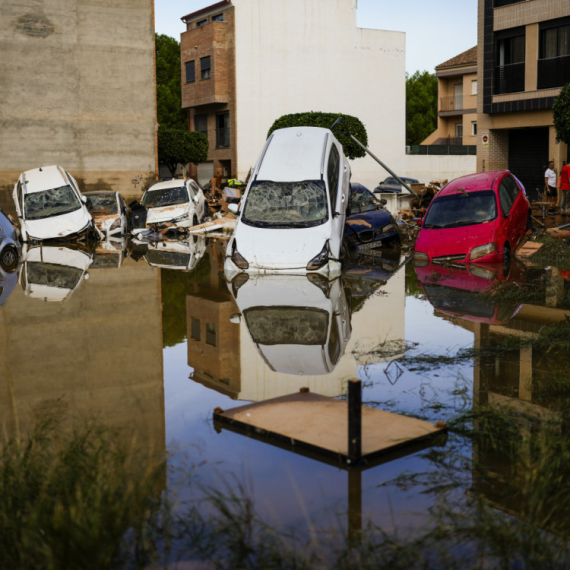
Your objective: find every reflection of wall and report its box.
[0,259,164,451]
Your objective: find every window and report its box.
[538,19,570,89]
[206,323,216,346]
[201,56,211,80]
[216,112,229,148]
[327,144,340,211]
[472,121,477,136]
[212,13,224,22]
[540,23,570,59]
[185,61,195,84]
[494,30,525,94]
[194,114,208,136]
[191,318,201,341]
[197,19,207,27]
[471,80,478,95]
[455,123,463,139]
[499,176,519,216]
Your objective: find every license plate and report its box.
[356,241,383,252]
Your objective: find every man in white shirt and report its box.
[545,160,557,213]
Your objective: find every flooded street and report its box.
[3,185,570,567]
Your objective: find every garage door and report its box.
[197,162,214,188]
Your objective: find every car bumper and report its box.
[223,257,342,281]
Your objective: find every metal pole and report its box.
[348,378,362,463]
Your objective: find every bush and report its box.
[158,128,209,177]
[553,82,570,146]
[267,112,368,160]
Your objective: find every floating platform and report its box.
[214,389,447,468]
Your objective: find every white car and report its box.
[20,244,93,302]
[224,127,350,278]
[84,191,129,237]
[138,179,207,232]
[13,165,95,242]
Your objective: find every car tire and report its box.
[0,246,19,272]
[526,211,533,231]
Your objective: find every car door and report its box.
[327,142,345,259]
[498,177,517,249]
[190,180,206,220]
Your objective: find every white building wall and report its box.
[405,155,477,184]
[233,0,406,191]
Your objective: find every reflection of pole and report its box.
[348,469,362,543]
[348,378,362,462]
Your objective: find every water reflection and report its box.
[0,263,19,307]
[135,234,207,272]
[91,237,128,270]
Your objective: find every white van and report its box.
[13,165,95,242]
[224,127,350,278]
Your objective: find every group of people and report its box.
[545,159,570,215]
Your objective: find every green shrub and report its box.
[158,128,209,177]
[553,82,570,146]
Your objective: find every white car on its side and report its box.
[13,165,95,242]
[224,127,350,279]
[137,179,207,233]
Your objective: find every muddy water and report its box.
[3,184,570,560]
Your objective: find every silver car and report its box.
[0,208,21,273]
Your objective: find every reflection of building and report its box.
[0,259,164,449]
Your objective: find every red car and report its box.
[413,171,530,265]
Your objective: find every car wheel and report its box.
[526,211,533,231]
[0,246,19,272]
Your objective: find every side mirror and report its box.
[417,218,423,227]
[230,313,241,324]
[84,272,90,280]
[381,199,387,206]
[228,203,239,215]
[81,195,87,204]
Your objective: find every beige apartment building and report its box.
[423,47,479,147]
[477,0,570,197]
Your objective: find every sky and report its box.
[154,0,478,74]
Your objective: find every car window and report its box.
[327,144,340,211]
[384,177,398,185]
[17,181,23,213]
[351,187,378,214]
[503,175,520,204]
[499,178,516,216]
[187,181,197,200]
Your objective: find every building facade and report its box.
[477,0,570,197]
[0,0,157,195]
[181,0,407,190]
[422,47,479,147]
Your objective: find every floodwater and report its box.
[3,188,570,566]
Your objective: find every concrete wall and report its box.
[0,0,157,195]
[232,0,407,190]
[405,154,477,184]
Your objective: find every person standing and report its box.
[545,160,557,213]
[560,161,570,216]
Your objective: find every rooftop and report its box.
[436,46,477,70]
[181,0,230,23]
[21,165,68,194]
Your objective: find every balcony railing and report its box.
[494,62,525,94]
[494,0,525,7]
[440,96,464,112]
[537,55,570,90]
[216,127,230,148]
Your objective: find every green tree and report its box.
[406,71,438,146]
[158,128,209,177]
[156,33,186,130]
[267,112,368,160]
[553,83,570,146]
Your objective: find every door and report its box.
[454,83,463,110]
[326,143,345,259]
[197,161,214,188]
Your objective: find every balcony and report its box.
[537,55,570,90]
[216,127,230,149]
[440,96,463,112]
[494,62,525,94]
[494,0,525,7]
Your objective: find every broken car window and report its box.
[142,187,189,209]
[423,190,497,229]
[24,185,81,220]
[85,193,118,214]
[27,263,83,290]
[351,187,379,213]
[242,180,328,228]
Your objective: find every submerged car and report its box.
[138,179,207,232]
[225,127,350,277]
[13,165,95,242]
[0,207,21,272]
[138,235,207,272]
[84,191,129,237]
[413,171,530,265]
[374,176,419,194]
[344,184,400,251]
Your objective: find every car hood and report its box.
[345,209,392,233]
[146,204,189,225]
[233,222,331,269]
[24,208,91,240]
[415,221,498,258]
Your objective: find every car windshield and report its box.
[242,180,328,228]
[351,188,380,214]
[423,190,497,229]
[146,250,191,268]
[86,194,117,214]
[423,284,496,319]
[26,263,84,290]
[142,187,188,208]
[24,185,81,220]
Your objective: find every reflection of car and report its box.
[0,265,20,307]
[0,208,21,272]
[20,244,93,302]
[225,127,350,278]
[414,261,522,325]
[13,165,95,242]
[344,184,400,251]
[413,171,530,265]
[374,176,418,194]
[229,274,352,375]
[91,238,128,270]
[136,235,207,272]
[138,179,207,232]
[84,191,129,237]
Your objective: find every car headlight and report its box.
[174,214,190,222]
[109,219,121,231]
[306,244,329,271]
[231,241,249,270]
[470,243,495,261]
[470,265,494,280]
[382,223,396,233]
[412,251,428,267]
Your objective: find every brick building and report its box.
[477,0,570,197]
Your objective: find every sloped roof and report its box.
[436,46,477,70]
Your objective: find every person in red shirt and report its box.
[561,162,570,216]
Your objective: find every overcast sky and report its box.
[155,0,478,74]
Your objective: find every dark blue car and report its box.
[344,184,400,251]
[374,176,419,194]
